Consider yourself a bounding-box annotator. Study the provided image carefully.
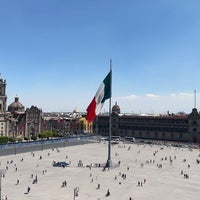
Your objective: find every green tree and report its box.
[8,137,16,143]
[0,136,9,144]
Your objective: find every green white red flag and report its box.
[86,71,111,123]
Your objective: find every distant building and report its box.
[0,74,45,139]
[7,97,45,139]
[25,106,44,138]
[1,73,92,139]
[7,96,25,138]
[0,77,9,136]
[8,97,25,113]
[43,109,92,135]
[94,103,200,143]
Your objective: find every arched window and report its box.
[193,121,197,125]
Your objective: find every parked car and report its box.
[53,161,69,168]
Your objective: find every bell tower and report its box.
[0,74,7,113]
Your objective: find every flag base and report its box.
[105,159,112,168]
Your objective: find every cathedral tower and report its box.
[0,75,7,113]
[0,74,8,136]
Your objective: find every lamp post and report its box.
[14,143,17,155]
[73,186,79,200]
[0,169,5,200]
[41,138,44,151]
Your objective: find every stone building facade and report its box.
[7,98,45,139]
[25,106,44,138]
[0,74,45,139]
[0,77,9,136]
[95,103,200,143]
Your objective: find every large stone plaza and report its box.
[0,141,199,200]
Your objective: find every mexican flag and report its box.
[86,71,111,123]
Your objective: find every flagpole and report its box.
[106,59,112,168]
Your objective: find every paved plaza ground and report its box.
[0,141,200,200]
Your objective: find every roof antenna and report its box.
[194,89,196,109]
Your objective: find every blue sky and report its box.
[1,0,200,114]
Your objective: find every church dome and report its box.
[73,107,79,113]
[8,97,25,113]
[112,102,120,114]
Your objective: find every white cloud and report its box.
[170,92,193,97]
[170,93,176,97]
[146,94,160,98]
[179,92,193,96]
[118,94,138,100]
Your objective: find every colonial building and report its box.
[8,97,25,113]
[25,106,44,138]
[7,98,45,139]
[0,74,45,139]
[94,103,200,143]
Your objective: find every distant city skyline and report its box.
[1,1,200,114]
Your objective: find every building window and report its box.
[139,132,142,137]
[146,132,149,137]
[162,132,165,138]
[193,128,197,132]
